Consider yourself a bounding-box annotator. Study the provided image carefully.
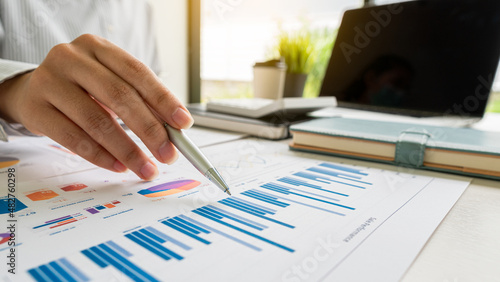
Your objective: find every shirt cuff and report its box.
[0,117,39,142]
[0,59,38,83]
[0,59,39,141]
[0,123,7,142]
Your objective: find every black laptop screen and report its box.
[319,0,500,117]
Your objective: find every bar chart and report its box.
[32,213,87,231]
[23,159,426,281]
[0,130,472,282]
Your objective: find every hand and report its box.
[0,34,193,180]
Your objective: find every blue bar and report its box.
[95,244,159,282]
[33,216,74,229]
[45,215,72,224]
[193,209,294,253]
[255,190,347,216]
[162,220,211,245]
[209,205,269,229]
[135,231,183,260]
[178,215,262,251]
[139,229,166,243]
[94,205,106,210]
[144,226,169,241]
[59,258,89,282]
[224,198,268,215]
[127,232,183,261]
[295,171,333,182]
[81,249,108,268]
[106,240,133,257]
[39,265,62,282]
[279,176,324,189]
[243,190,289,207]
[221,199,267,215]
[173,217,210,234]
[205,205,267,230]
[305,167,359,179]
[265,182,341,202]
[168,218,201,234]
[145,227,191,251]
[291,173,330,184]
[261,183,290,194]
[28,268,48,282]
[49,261,76,282]
[307,167,371,187]
[319,163,368,176]
[244,190,290,207]
[199,206,265,231]
[219,199,295,229]
[293,172,352,196]
[127,232,171,260]
[261,183,355,210]
[230,196,277,214]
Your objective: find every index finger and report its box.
[76,35,193,130]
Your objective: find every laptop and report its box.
[319,0,500,124]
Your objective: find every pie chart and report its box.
[0,233,10,245]
[138,180,201,198]
[0,157,19,169]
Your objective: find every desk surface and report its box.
[403,177,500,281]
[403,113,500,281]
[4,113,499,280]
[297,112,500,281]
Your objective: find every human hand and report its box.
[0,34,193,180]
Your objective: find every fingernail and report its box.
[113,160,127,172]
[140,162,158,180]
[171,108,194,129]
[159,141,179,164]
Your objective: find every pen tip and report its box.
[226,190,232,196]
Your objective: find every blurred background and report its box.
[151,0,500,113]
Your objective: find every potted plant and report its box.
[273,30,315,97]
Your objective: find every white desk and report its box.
[292,112,500,281]
[2,114,498,281]
[403,177,500,281]
[403,113,500,281]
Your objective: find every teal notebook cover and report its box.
[289,117,500,180]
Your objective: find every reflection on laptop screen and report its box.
[319,0,500,117]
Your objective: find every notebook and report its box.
[319,0,500,121]
[289,117,500,180]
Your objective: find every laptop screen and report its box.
[319,0,500,117]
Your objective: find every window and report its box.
[195,0,500,113]
[199,0,363,102]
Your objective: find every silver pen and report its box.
[164,123,231,196]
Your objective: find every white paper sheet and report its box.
[0,137,469,281]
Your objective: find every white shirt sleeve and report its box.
[0,0,161,142]
[0,59,37,83]
[0,59,38,141]
[0,123,7,141]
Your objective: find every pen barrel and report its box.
[165,124,212,175]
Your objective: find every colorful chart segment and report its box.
[0,157,19,169]
[138,180,201,198]
[0,197,28,215]
[25,190,59,201]
[33,213,86,230]
[28,162,372,281]
[0,233,10,245]
[60,183,88,192]
[85,201,121,214]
